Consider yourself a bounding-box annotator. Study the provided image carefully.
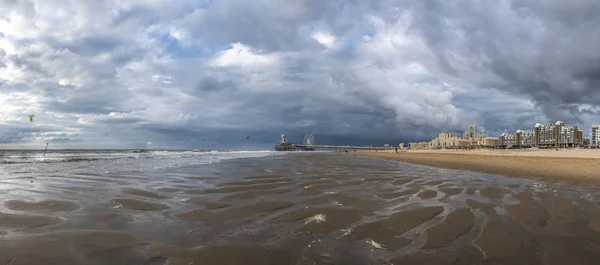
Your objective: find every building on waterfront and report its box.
[583,138,591,148]
[593,125,600,147]
[469,124,478,139]
[438,132,459,148]
[500,133,517,147]
[479,137,499,148]
[409,141,429,150]
[558,124,579,147]
[462,124,479,140]
[411,120,590,151]
[462,131,469,140]
[532,121,581,147]
[515,129,535,147]
[430,138,440,149]
[534,122,558,147]
[456,139,470,148]
[479,129,488,138]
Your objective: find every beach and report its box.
[3,150,600,264]
[356,149,600,187]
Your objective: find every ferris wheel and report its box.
[303,134,315,146]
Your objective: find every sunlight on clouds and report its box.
[210,43,279,67]
[311,32,338,50]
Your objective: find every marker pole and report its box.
[43,142,49,156]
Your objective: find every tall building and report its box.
[469,124,478,139]
[535,123,557,147]
[593,125,600,147]
[516,129,535,147]
[558,125,578,147]
[534,121,581,147]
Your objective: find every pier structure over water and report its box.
[274,133,395,152]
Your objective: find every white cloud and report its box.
[311,31,338,50]
[210,43,279,68]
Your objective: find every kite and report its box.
[246,136,250,139]
[29,115,35,123]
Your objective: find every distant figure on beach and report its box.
[395,147,398,153]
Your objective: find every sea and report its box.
[1,149,600,264]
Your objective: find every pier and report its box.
[274,134,395,152]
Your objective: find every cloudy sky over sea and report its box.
[1,0,599,149]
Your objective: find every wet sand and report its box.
[2,153,600,264]
[356,150,600,187]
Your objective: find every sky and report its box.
[1,0,600,149]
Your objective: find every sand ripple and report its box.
[177,200,295,224]
[110,198,170,211]
[4,199,80,213]
[423,208,475,249]
[121,188,172,199]
[0,212,60,229]
[345,206,444,250]
[2,153,600,264]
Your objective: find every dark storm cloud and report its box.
[194,75,238,93]
[402,0,600,128]
[2,0,600,149]
[53,36,123,56]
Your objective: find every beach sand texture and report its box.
[3,152,600,264]
[357,149,600,187]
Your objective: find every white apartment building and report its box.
[558,125,577,146]
[593,125,600,147]
[517,129,535,147]
[500,133,517,146]
[430,138,440,149]
[535,122,557,146]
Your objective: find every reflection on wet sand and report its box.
[2,154,600,264]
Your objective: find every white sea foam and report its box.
[366,239,384,249]
[306,213,327,224]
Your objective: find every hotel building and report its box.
[438,132,459,148]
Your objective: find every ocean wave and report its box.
[0,158,105,164]
[0,150,280,165]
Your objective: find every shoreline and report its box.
[353,149,600,187]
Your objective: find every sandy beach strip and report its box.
[355,149,600,187]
